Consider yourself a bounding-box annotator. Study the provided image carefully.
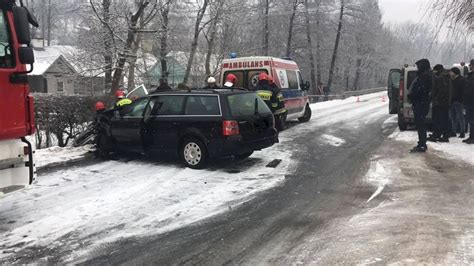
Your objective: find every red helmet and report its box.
[115,90,125,99]
[95,101,105,111]
[224,74,238,87]
[258,72,268,81]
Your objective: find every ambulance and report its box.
[219,56,312,129]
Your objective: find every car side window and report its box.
[120,98,149,117]
[0,12,14,68]
[185,96,220,115]
[151,95,185,116]
[286,70,299,90]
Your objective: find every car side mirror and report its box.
[19,47,34,65]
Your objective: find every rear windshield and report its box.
[407,71,417,90]
[227,93,272,117]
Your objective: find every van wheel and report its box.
[235,151,253,160]
[398,121,407,131]
[276,113,287,131]
[180,137,208,169]
[298,104,312,122]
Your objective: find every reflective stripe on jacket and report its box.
[115,98,132,107]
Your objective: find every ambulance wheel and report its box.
[276,113,287,131]
[298,104,311,122]
[398,121,407,131]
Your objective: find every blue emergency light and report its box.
[230,52,238,59]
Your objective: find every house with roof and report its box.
[28,44,105,96]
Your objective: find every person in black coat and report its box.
[429,64,451,142]
[463,59,474,144]
[408,59,432,153]
[449,67,466,138]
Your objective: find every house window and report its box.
[57,81,64,93]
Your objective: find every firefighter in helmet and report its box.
[224,74,238,88]
[256,73,287,130]
[114,89,132,108]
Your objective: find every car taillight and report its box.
[223,120,239,136]
[399,78,404,100]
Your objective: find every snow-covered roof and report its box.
[31,45,103,77]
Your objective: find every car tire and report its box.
[180,137,208,169]
[298,104,312,122]
[235,151,253,160]
[276,112,287,131]
[97,131,114,158]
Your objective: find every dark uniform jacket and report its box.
[465,72,474,108]
[256,81,286,114]
[432,71,452,107]
[408,59,432,116]
[451,76,466,104]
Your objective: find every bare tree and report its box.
[303,0,316,94]
[159,0,173,81]
[286,0,300,58]
[205,0,225,77]
[327,0,345,91]
[431,0,473,27]
[262,0,270,56]
[183,0,210,85]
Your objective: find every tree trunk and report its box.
[47,0,51,46]
[102,0,113,94]
[127,3,145,90]
[315,0,322,87]
[111,1,150,92]
[303,0,316,94]
[183,0,209,85]
[262,0,270,56]
[327,0,344,91]
[352,58,362,91]
[159,0,172,81]
[205,0,224,76]
[286,0,298,58]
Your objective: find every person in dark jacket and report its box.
[463,60,474,144]
[428,64,451,142]
[408,59,432,153]
[449,67,466,138]
[153,78,173,92]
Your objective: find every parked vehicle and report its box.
[0,1,38,193]
[96,89,279,169]
[219,56,312,129]
[388,65,432,131]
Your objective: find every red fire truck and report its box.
[0,0,38,193]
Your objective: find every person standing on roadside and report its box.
[463,60,474,144]
[408,59,432,153]
[428,64,451,143]
[449,67,466,138]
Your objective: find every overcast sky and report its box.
[378,0,431,25]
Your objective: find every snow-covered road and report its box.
[0,92,389,263]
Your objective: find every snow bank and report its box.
[35,145,94,168]
[389,129,474,165]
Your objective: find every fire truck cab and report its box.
[220,56,312,129]
[0,0,38,193]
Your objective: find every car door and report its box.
[110,97,150,150]
[388,69,401,114]
[143,95,186,152]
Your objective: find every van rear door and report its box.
[388,69,401,114]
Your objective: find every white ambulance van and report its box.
[219,56,312,128]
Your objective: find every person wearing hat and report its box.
[408,59,432,153]
[114,89,132,108]
[428,64,452,142]
[255,73,287,130]
[449,67,466,138]
[153,78,173,93]
[463,59,474,144]
[224,74,238,88]
[203,77,219,90]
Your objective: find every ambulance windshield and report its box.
[223,70,268,91]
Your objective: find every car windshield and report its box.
[227,93,271,116]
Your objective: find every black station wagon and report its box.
[97,89,279,169]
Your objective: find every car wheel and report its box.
[235,151,253,160]
[276,113,287,131]
[180,137,208,169]
[298,104,312,122]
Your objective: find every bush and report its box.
[33,94,110,148]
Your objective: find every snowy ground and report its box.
[1,91,389,263]
[389,129,474,165]
[35,145,94,168]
